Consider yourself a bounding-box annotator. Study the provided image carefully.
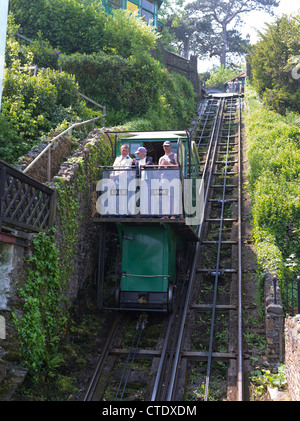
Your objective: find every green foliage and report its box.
[250,364,287,399]
[59,52,196,128]
[9,0,107,55]
[13,231,67,382]
[205,66,236,90]
[153,70,197,129]
[250,15,300,114]
[4,13,30,68]
[3,6,197,163]
[245,86,300,289]
[103,9,158,58]
[1,66,102,163]
[29,36,61,70]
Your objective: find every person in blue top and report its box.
[132,146,153,172]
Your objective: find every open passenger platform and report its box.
[94,130,204,312]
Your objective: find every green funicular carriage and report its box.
[96,131,204,312]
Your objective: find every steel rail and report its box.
[237,97,243,401]
[83,314,121,401]
[166,98,225,401]
[197,99,219,149]
[204,95,236,401]
[115,315,147,401]
[151,312,175,401]
[189,99,209,141]
[150,98,223,401]
[198,99,221,186]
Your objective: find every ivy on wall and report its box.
[12,230,67,382]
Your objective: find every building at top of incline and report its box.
[101,0,163,31]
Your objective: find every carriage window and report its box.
[141,9,154,24]
[129,143,141,157]
[142,0,154,12]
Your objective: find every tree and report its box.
[205,65,237,90]
[162,14,213,58]
[185,0,279,67]
[250,15,300,114]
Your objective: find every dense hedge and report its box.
[245,87,300,289]
[59,52,196,128]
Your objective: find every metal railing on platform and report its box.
[23,116,102,182]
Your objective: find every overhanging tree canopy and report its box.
[182,0,280,66]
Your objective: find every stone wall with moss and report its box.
[52,128,113,303]
[0,235,31,399]
[16,132,73,183]
[264,273,284,366]
[0,127,113,398]
[285,315,300,401]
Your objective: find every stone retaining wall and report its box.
[0,127,112,399]
[0,233,31,399]
[52,128,112,303]
[285,315,300,400]
[153,43,201,98]
[264,273,284,366]
[16,132,73,183]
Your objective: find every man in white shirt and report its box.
[113,144,132,168]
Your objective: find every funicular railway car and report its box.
[95,131,203,312]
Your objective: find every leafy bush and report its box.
[205,66,237,91]
[4,5,197,159]
[9,0,107,54]
[250,364,287,400]
[1,68,102,163]
[245,87,300,283]
[102,9,158,58]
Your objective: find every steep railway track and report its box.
[83,93,245,402]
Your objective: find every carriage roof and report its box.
[120,131,187,142]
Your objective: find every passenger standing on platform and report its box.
[234,78,241,93]
[113,144,132,169]
[132,146,153,171]
[228,80,234,93]
[133,147,153,215]
[158,141,178,168]
[158,141,179,218]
